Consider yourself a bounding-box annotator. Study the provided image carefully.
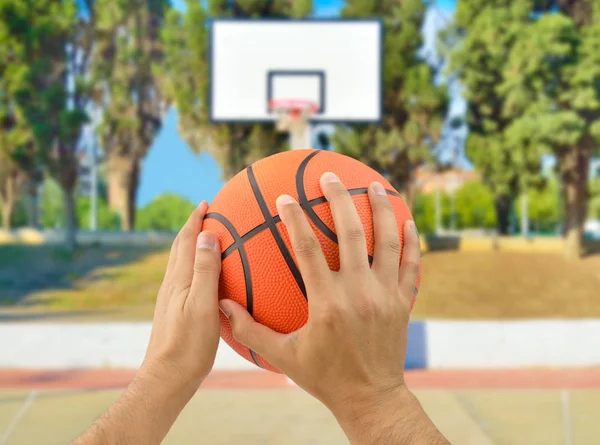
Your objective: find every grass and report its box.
[1,245,600,320]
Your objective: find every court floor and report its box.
[1,370,599,445]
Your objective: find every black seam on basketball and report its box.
[204,212,262,368]
[307,188,401,206]
[295,151,401,264]
[247,165,307,300]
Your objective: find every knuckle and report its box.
[404,260,421,277]
[385,239,401,255]
[318,302,344,327]
[345,225,365,242]
[293,235,321,257]
[194,255,220,274]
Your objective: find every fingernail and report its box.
[197,231,217,250]
[372,182,386,196]
[276,194,296,207]
[321,172,340,184]
[406,220,416,233]
[197,200,207,209]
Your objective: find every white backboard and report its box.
[209,19,383,123]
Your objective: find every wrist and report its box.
[328,382,445,444]
[136,359,201,408]
[328,381,413,427]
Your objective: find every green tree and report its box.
[454,181,497,229]
[93,0,170,230]
[136,193,195,232]
[161,0,311,180]
[2,0,95,249]
[76,197,120,231]
[500,13,600,257]
[0,0,42,229]
[515,181,560,233]
[333,0,448,207]
[449,0,537,234]
[451,0,600,258]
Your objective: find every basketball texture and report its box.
[202,149,420,372]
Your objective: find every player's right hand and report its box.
[219,171,421,423]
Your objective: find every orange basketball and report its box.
[202,149,420,372]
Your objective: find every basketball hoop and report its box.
[269,99,317,150]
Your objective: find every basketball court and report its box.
[1,369,600,444]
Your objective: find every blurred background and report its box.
[1,0,600,444]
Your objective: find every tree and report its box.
[0,0,41,229]
[161,0,311,181]
[500,13,600,257]
[450,0,600,258]
[2,0,94,249]
[454,181,497,229]
[93,0,170,230]
[515,180,560,233]
[333,0,448,207]
[136,193,195,232]
[449,0,537,234]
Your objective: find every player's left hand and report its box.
[139,201,222,397]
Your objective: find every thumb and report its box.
[219,299,289,367]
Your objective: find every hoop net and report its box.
[269,99,318,122]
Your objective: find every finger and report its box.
[368,182,401,283]
[164,236,180,279]
[276,195,330,296]
[219,299,291,370]
[173,201,209,292]
[320,172,369,271]
[398,220,421,302]
[185,231,221,314]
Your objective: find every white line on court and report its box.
[0,390,37,445]
[561,390,573,445]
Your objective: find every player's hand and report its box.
[219,173,421,425]
[139,201,222,397]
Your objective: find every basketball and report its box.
[202,149,420,372]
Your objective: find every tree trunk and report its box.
[108,154,141,231]
[495,194,511,235]
[64,186,77,252]
[1,201,13,230]
[561,144,591,260]
[27,180,40,229]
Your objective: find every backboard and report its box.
[209,19,383,124]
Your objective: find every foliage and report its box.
[136,194,196,232]
[413,181,497,234]
[454,181,497,229]
[450,1,600,257]
[40,177,120,230]
[161,0,309,180]
[0,0,93,246]
[514,181,560,232]
[76,198,121,231]
[334,0,448,203]
[413,193,449,235]
[93,0,171,230]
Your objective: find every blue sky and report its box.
[137,0,457,207]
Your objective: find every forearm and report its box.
[71,370,195,445]
[331,385,449,445]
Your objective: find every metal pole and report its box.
[435,173,442,235]
[521,189,528,237]
[90,137,98,232]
